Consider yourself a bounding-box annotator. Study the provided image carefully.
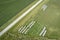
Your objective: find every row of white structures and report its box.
[18,21,35,34]
[39,27,47,36]
[18,21,47,37]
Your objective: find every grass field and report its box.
[0,0,34,27]
[25,0,60,39]
[0,0,60,40]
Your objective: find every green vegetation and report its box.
[27,0,60,39]
[0,0,34,27]
[0,0,60,40]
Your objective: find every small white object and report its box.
[19,26,26,33]
[42,30,47,36]
[39,27,46,36]
[24,21,35,34]
[42,5,48,11]
[18,26,23,32]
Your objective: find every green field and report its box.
[26,0,60,39]
[0,0,34,27]
[0,0,60,40]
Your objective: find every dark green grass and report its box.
[0,0,34,27]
